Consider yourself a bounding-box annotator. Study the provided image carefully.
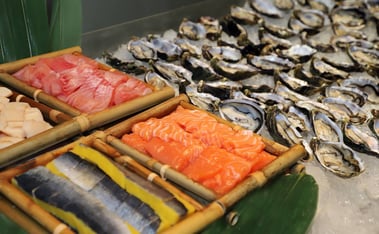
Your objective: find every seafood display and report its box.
[103,0,379,179]
[12,54,153,113]
[122,106,275,195]
[13,144,195,234]
[0,86,52,149]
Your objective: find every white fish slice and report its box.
[0,87,12,98]
[0,136,24,149]
[24,107,45,122]
[23,119,52,138]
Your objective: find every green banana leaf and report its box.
[0,0,81,64]
[201,173,318,234]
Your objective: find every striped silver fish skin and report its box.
[14,166,131,234]
[52,152,160,234]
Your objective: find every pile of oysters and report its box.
[103,0,379,178]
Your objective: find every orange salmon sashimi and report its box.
[163,106,216,132]
[250,151,277,173]
[121,133,148,154]
[132,118,202,147]
[144,137,203,171]
[222,130,266,152]
[182,146,253,195]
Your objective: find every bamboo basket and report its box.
[0,134,204,234]
[0,46,175,117]
[0,85,76,169]
[0,47,175,168]
[99,94,307,233]
[0,96,307,233]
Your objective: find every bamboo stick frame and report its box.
[0,134,205,233]
[0,47,175,168]
[0,46,174,117]
[103,95,306,202]
[0,195,49,234]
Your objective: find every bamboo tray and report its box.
[0,47,175,167]
[0,130,305,233]
[0,85,75,169]
[98,94,307,233]
[0,46,175,117]
[0,134,204,234]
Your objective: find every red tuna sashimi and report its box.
[12,62,55,89]
[40,54,98,73]
[250,151,276,173]
[182,146,252,195]
[103,70,128,87]
[144,137,193,171]
[113,78,153,105]
[65,79,113,113]
[39,72,63,96]
[121,133,148,154]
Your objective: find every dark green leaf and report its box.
[49,0,82,51]
[0,0,49,63]
[201,173,318,234]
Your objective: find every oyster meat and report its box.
[343,122,379,157]
[278,44,317,63]
[210,58,259,80]
[185,84,220,112]
[230,5,261,25]
[218,98,265,133]
[202,45,242,63]
[323,85,367,107]
[179,18,207,40]
[181,53,223,81]
[310,139,365,178]
[248,54,295,74]
[127,37,157,61]
[249,0,283,18]
[311,110,343,142]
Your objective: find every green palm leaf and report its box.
[201,173,318,234]
[49,0,82,52]
[0,0,82,64]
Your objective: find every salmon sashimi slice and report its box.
[163,106,217,132]
[182,146,252,195]
[121,133,148,154]
[191,122,235,147]
[222,130,265,152]
[132,118,202,147]
[250,151,277,173]
[144,137,193,171]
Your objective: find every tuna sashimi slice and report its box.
[113,79,152,105]
[64,79,113,113]
[144,137,192,171]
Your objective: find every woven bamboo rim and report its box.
[0,133,204,233]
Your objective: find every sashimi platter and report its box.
[0,95,307,234]
[0,0,378,233]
